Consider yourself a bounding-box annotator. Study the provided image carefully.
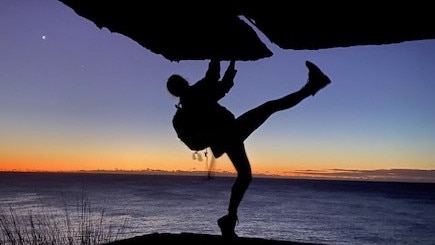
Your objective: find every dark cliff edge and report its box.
[105,233,325,245]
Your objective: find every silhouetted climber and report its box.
[167,60,331,239]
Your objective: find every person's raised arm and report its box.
[213,60,237,101]
[205,59,221,81]
[220,60,237,94]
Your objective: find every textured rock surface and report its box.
[59,0,435,61]
[105,232,323,245]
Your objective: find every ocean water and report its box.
[0,172,434,245]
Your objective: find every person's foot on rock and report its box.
[217,214,238,239]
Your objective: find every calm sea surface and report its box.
[0,172,434,245]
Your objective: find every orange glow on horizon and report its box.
[2,143,435,183]
[2,159,435,183]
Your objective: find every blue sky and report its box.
[1,0,435,182]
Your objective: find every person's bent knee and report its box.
[238,172,252,185]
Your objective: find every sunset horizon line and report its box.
[1,168,434,184]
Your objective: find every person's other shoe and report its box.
[305,60,331,96]
[217,214,238,239]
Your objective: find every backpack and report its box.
[172,104,236,152]
[172,106,210,151]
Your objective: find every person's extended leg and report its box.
[236,87,310,141]
[218,143,252,239]
[236,60,331,142]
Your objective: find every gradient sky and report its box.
[1,0,435,182]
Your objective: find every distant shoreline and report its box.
[1,170,435,184]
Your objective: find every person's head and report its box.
[167,74,189,97]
